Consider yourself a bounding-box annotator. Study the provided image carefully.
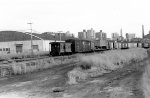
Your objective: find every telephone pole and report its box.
[27,22,33,56]
[120,28,123,41]
[142,25,144,39]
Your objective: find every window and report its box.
[16,44,23,53]
[6,48,8,51]
[6,48,10,52]
[3,48,5,51]
[0,49,2,51]
[32,45,39,51]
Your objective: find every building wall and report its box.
[96,31,107,40]
[126,33,135,41]
[0,40,58,55]
[78,31,86,39]
[86,28,95,40]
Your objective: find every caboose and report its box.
[50,42,72,56]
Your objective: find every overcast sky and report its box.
[0,0,150,38]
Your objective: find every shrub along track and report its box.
[61,58,148,98]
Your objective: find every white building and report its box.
[0,31,63,55]
[95,30,107,40]
[112,33,119,40]
[126,33,136,41]
[86,28,95,40]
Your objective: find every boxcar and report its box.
[90,41,95,51]
[128,42,137,48]
[118,41,128,49]
[94,40,108,50]
[137,43,142,48]
[66,39,92,53]
[142,43,149,48]
[107,40,118,49]
[82,40,91,52]
[66,39,80,53]
[117,42,122,49]
[65,43,72,53]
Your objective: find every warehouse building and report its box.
[0,31,65,55]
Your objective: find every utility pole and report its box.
[27,22,33,56]
[120,28,123,41]
[142,25,144,39]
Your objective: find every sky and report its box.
[0,0,150,38]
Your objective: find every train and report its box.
[49,38,149,56]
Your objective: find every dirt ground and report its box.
[0,58,149,98]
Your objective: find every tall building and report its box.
[78,29,86,39]
[95,30,107,40]
[86,28,95,40]
[112,33,119,40]
[126,33,135,41]
[66,31,72,37]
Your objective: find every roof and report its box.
[0,31,75,42]
[144,34,150,39]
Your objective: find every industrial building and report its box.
[126,33,136,41]
[95,30,107,40]
[112,33,119,40]
[86,28,95,40]
[0,31,66,55]
[78,29,87,39]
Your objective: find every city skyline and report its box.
[0,0,150,38]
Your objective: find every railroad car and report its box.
[50,42,72,56]
[117,42,122,49]
[142,42,149,48]
[108,40,118,49]
[137,42,142,48]
[122,42,128,49]
[82,40,91,52]
[117,41,128,49]
[65,39,92,53]
[115,41,119,49]
[128,42,137,48]
[94,40,108,50]
[108,41,114,50]
[90,41,95,51]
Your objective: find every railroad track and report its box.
[0,50,106,64]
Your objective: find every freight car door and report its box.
[65,43,71,52]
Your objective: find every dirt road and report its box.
[0,58,149,98]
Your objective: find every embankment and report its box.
[0,55,78,78]
[68,48,148,84]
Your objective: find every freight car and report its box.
[142,42,149,48]
[94,40,108,50]
[49,38,145,56]
[50,42,72,56]
[65,39,92,53]
[107,40,118,49]
[128,42,137,48]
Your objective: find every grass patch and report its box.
[68,48,148,84]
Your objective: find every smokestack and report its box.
[120,28,122,37]
[142,25,144,38]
